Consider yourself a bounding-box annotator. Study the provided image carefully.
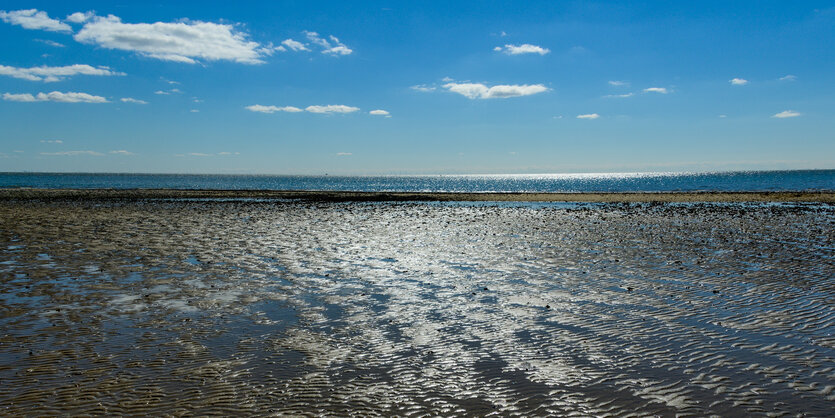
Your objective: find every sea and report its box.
[1,169,834,192]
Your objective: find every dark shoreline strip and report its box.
[1,188,834,203]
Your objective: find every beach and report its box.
[1,193,833,415]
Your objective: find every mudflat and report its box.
[1,198,833,415]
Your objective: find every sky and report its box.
[0,1,833,175]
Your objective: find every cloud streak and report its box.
[304,31,352,55]
[3,91,108,103]
[246,104,360,114]
[494,44,550,55]
[120,97,147,104]
[40,150,104,156]
[0,9,71,32]
[576,113,600,119]
[443,82,548,99]
[643,87,669,94]
[245,105,303,113]
[305,105,359,113]
[0,64,124,82]
[772,110,800,118]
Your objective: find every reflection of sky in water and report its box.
[2,170,834,192]
[0,200,833,415]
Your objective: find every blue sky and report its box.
[1,1,833,174]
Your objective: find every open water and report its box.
[1,169,834,192]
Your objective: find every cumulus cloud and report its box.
[281,38,309,52]
[730,78,748,85]
[643,87,669,94]
[772,110,801,118]
[369,109,390,116]
[40,150,104,156]
[576,113,600,119]
[74,14,269,64]
[443,82,548,99]
[305,104,359,113]
[109,150,134,155]
[154,88,181,95]
[608,80,629,86]
[66,11,94,24]
[0,9,71,32]
[3,91,108,103]
[305,31,352,55]
[120,97,147,104]
[494,43,550,55]
[779,74,797,81]
[41,139,63,144]
[0,64,124,82]
[245,105,304,113]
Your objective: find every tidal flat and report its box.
[0,198,833,416]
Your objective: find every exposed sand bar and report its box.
[2,188,834,202]
[1,198,834,415]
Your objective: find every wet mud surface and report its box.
[1,199,833,416]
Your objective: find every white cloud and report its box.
[0,64,124,82]
[779,74,797,81]
[41,150,104,156]
[576,113,600,119]
[3,91,108,103]
[0,9,71,32]
[411,85,436,92]
[305,104,360,113]
[74,14,269,64]
[336,152,352,156]
[188,152,212,157]
[217,151,240,155]
[304,31,353,55]
[120,97,147,104]
[154,88,180,95]
[772,110,801,118]
[443,82,548,99]
[718,114,727,118]
[369,109,390,116]
[643,87,669,94]
[281,38,309,52]
[37,39,65,47]
[495,43,550,55]
[109,150,134,155]
[730,78,748,85]
[190,109,199,113]
[608,80,629,86]
[245,104,304,113]
[41,139,63,144]
[247,104,360,114]
[66,11,94,24]
[603,93,634,98]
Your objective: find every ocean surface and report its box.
[1,169,834,192]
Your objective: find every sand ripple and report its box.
[1,200,833,415]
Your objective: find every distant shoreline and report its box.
[2,188,834,203]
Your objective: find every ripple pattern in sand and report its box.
[1,200,833,416]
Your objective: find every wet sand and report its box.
[2,188,835,202]
[1,197,833,415]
